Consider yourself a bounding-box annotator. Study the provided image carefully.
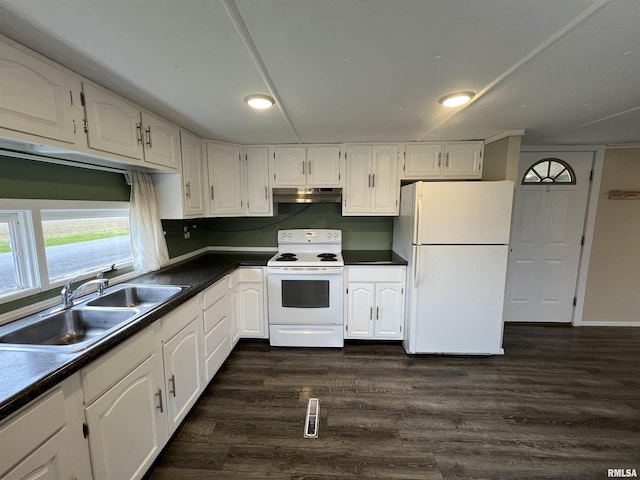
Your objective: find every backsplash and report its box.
[163,203,393,256]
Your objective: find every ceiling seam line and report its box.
[221,0,303,144]
[417,0,612,142]
[528,104,640,144]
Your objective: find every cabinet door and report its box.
[403,144,443,179]
[346,283,374,338]
[2,433,65,480]
[163,319,203,433]
[307,146,341,187]
[0,38,78,144]
[443,143,483,178]
[141,111,180,170]
[85,355,166,480]
[206,142,243,216]
[82,82,144,161]
[228,275,241,347]
[272,146,306,186]
[343,145,372,215]
[371,145,399,214]
[238,282,265,338]
[246,146,272,216]
[180,130,205,217]
[374,283,404,339]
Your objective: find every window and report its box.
[522,158,576,184]
[0,201,132,304]
[41,209,132,283]
[0,211,37,298]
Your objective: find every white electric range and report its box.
[267,229,344,347]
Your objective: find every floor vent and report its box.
[304,398,319,438]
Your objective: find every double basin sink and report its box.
[0,284,186,352]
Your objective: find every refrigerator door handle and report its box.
[414,194,422,245]
[413,249,420,287]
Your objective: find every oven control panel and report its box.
[278,229,341,244]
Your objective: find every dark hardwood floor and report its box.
[145,325,640,480]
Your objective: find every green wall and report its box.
[162,204,393,255]
[0,156,130,201]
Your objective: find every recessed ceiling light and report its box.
[244,94,275,110]
[438,91,475,108]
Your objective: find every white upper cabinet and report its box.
[443,143,483,178]
[140,111,180,169]
[272,145,341,187]
[82,82,180,170]
[245,146,272,216]
[343,145,399,216]
[306,146,341,187]
[82,82,145,162]
[0,35,80,145]
[402,143,443,179]
[206,141,243,216]
[272,146,306,186]
[401,142,483,180]
[180,130,205,217]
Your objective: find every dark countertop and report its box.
[343,250,407,265]
[0,249,404,420]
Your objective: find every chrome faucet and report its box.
[60,274,109,309]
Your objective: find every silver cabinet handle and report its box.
[265,186,268,199]
[445,152,449,167]
[370,307,373,320]
[308,160,312,175]
[169,374,176,397]
[136,122,143,145]
[185,181,191,198]
[368,174,371,188]
[372,174,375,188]
[145,126,152,148]
[210,186,214,200]
[302,161,306,175]
[376,306,379,320]
[438,152,442,167]
[155,388,163,413]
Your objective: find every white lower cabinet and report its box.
[202,276,232,382]
[82,325,167,480]
[230,268,268,339]
[0,374,92,480]
[162,317,204,434]
[345,267,405,340]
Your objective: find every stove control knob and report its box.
[280,232,286,239]
[287,233,293,239]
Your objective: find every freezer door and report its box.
[410,245,508,354]
[416,181,513,244]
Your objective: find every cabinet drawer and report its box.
[205,316,231,381]
[203,291,228,335]
[347,267,405,283]
[82,326,155,404]
[202,277,228,311]
[161,296,200,342]
[0,387,65,475]
[236,267,263,283]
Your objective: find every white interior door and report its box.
[504,151,593,323]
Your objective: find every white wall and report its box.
[582,148,640,324]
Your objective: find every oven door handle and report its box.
[268,267,344,275]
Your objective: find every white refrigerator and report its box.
[392,181,514,355]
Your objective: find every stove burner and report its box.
[317,253,337,258]
[275,253,298,261]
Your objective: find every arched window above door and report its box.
[522,158,576,184]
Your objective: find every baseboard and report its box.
[580,321,640,327]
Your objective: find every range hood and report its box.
[272,188,342,203]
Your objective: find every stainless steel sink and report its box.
[0,283,187,352]
[0,308,138,351]
[87,284,183,308]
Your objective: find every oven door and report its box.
[267,268,344,326]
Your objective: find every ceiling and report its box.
[0,0,638,146]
